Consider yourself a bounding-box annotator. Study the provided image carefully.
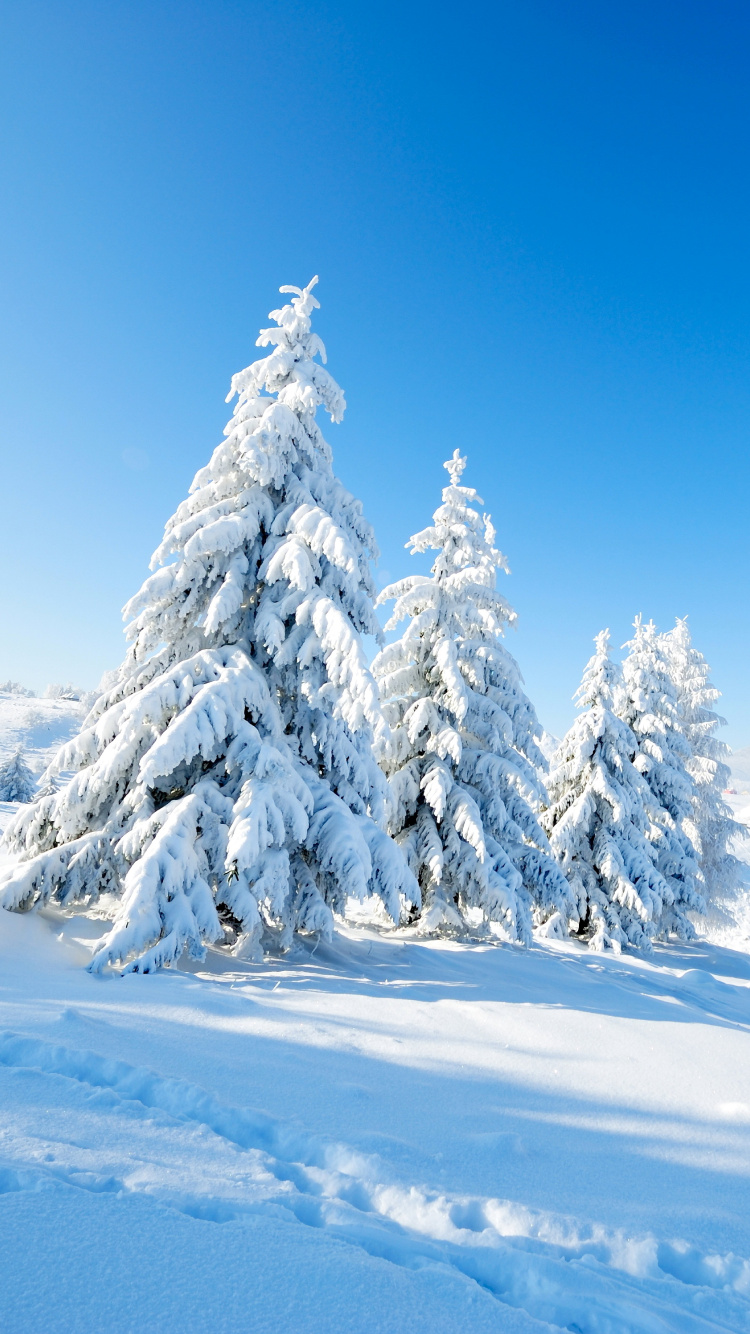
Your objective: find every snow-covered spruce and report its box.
[543,631,677,951]
[618,617,704,935]
[0,277,417,971]
[662,618,746,912]
[373,451,573,943]
[0,749,36,804]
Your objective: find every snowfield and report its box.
[2,902,750,1331]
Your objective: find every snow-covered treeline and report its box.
[0,277,744,966]
[543,619,745,950]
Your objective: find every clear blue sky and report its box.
[1,0,748,744]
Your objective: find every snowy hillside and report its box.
[0,688,85,824]
[0,689,85,771]
[2,908,750,1332]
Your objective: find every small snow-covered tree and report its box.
[0,750,36,804]
[618,617,703,935]
[662,618,745,908]
[373,450,573,943]
[1,277,416,971]
[543,631,675,951]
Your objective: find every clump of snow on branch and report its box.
[0,278,416,970]
[373,450,573,943]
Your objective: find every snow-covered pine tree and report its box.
[0,277,417,971]
[543,630,676,951]
[618,616,704,936]
[373,450,573,943]
[0,750,36,804]
[662,617,745,909]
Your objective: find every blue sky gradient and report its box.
[1,0,748,743]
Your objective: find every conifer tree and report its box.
[619,617,704,935]
[662,618,745,909]
[0,750,36,804]
[1,278,416,970]
[373,451,573,943]
[543,631,675,950]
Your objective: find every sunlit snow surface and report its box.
[2,715,750,1330]
[1,906,750,1332]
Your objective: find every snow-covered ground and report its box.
[3,700,750,1331]
[2,911,750,1332]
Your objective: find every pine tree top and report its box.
[574,628,622,713]
[378,452,516,649]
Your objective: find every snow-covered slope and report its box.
[0,688,85,824]
[0,689,84,772]
[1,908,750,1333]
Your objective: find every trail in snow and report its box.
[0,1024,748,1333]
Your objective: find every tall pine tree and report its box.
[1,278,416,970]
[543,631,674,950]
[619,617,703,936]
[373,451,572,943]
[663,618,746,911]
